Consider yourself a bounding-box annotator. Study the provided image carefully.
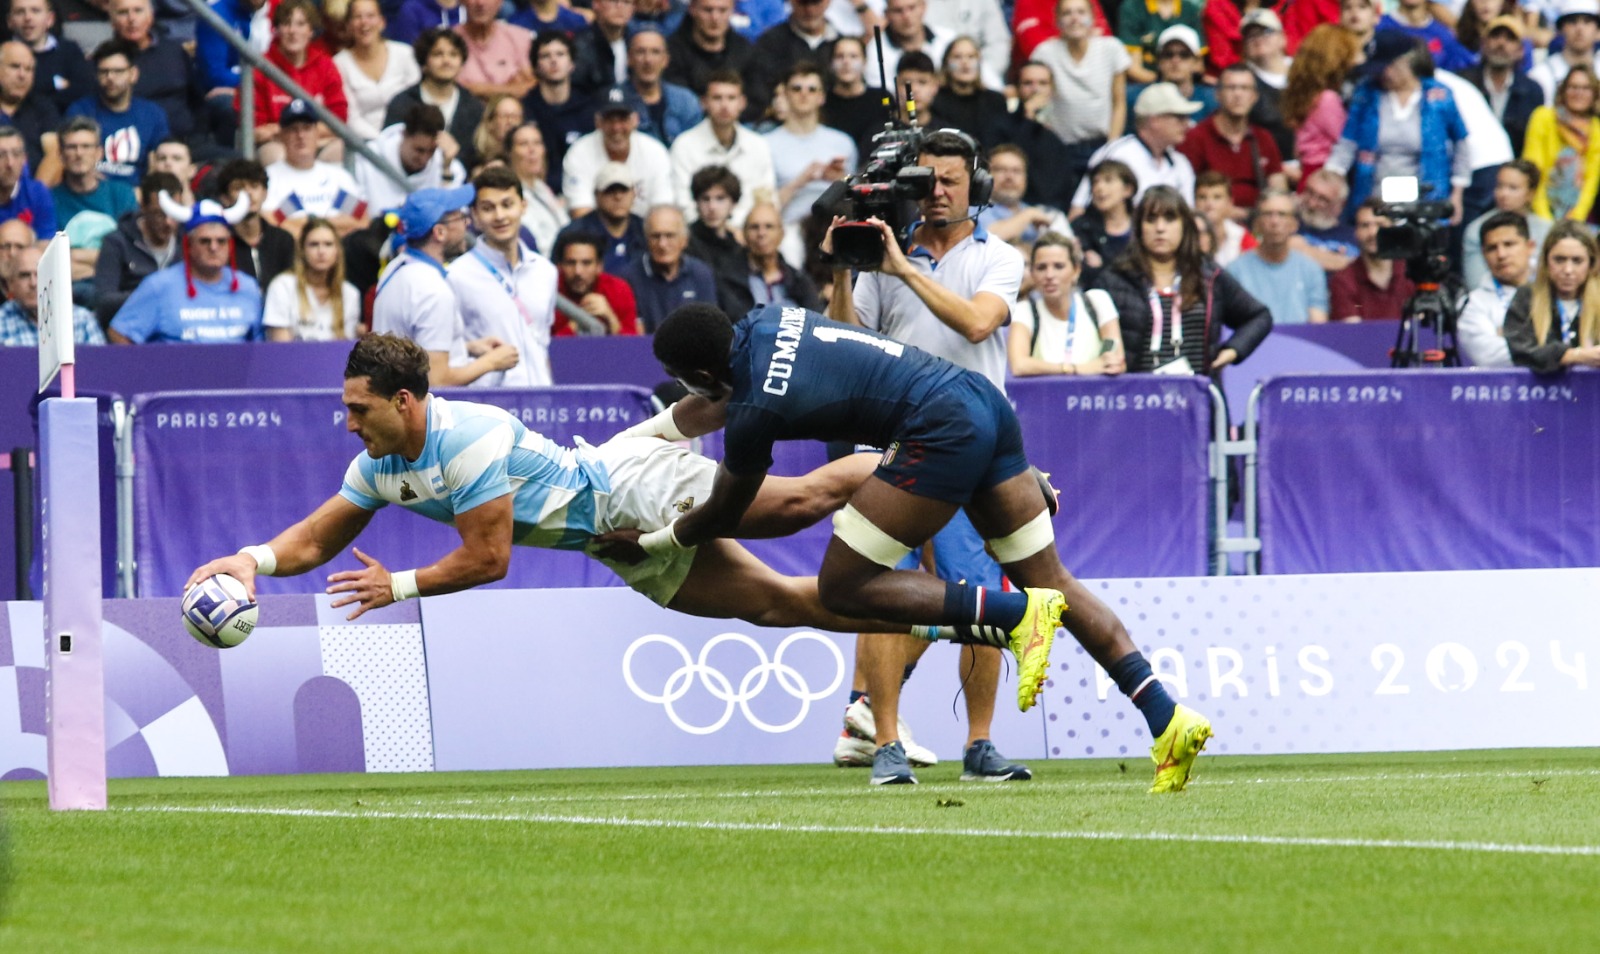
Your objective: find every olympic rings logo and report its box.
[622,632,846,735]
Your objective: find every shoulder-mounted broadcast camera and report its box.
[809,29,938,269]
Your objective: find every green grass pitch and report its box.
[0,747,1596,953]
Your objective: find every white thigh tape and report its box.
[832,504,914,568]
[987,509,1055,564]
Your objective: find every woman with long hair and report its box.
[252,0,350,166]
[474,94,525,170]
[263,217,362,341]
[930,36,1007,141]
[1504,220,1600,372]
[334,0,420,142]
[1090,186,1273,374]
[1323,33,1469,221]
[504,123,569,255]
[1455,0,1544,57]
[1009,232,1126,376]
[1522,65,1600,224]
[1281,24,1361,184]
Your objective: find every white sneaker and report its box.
[832,730,874,767]
[843,697,938,767]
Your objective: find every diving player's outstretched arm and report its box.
[185,494,376,600]
[326,494,514,620]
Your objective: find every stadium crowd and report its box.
[0,0,1597,371]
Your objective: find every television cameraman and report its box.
[820,128,1032,784]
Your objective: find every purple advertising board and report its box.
[1258,369,1600,573]
[131,387,657,598]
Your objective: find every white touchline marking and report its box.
[128,805,1600,858]
[399,766,1600,808]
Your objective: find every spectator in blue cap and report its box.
[1323,31,1470,223]
[561,83,675,217]
[371,183,521,386]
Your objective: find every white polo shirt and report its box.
[372,246,470,372]
[851,220,1024,388]
[1070,133,1196,210]
[263,159,367,223]
[669,119,778,228]
[447,236,559,388]
[560,131,674,215]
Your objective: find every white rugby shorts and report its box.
[586,436,717,606]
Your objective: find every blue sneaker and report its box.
[960,740,1033,782]
[870,741,918,785]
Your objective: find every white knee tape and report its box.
[987,510,1055,564]
[832,505,914,568]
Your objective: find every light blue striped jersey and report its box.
[338,396,611,550]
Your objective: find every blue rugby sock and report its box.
[942,582,1028,632]
[1107,652,1177,736]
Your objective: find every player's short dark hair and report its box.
[139,170,183,205]
[214,158,268,196]
[896,50,937,77]
[415,27,467,68]
[1480,209,1530,244]
[690,164,742,203]
[402,103,446,138]
[92,37,141,66]
[472,164,523,198]
[1501,158,1541,191]
[553,230,604,263]
[654,304,734,376]
[346,334,431,400]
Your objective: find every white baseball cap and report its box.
[1134,82,1204,118]
[1558,0,1600,21]
[1240,8,1284,33]
[1156,25,1203,56]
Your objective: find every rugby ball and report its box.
[181,573,258,648]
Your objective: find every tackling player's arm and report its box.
[184,494,376,600]
[326,494,514,620]
[869,218,1010,342]
[615,394,730,441]
[593,462,767,563]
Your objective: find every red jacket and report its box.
[251,43,348,126]
[1203,0,1330,75]
[556,272,640,336]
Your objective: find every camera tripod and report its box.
[1390,281,1460,368]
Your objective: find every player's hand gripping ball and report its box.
[181,573,258,648]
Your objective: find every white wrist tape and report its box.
[390,569,420,602]
[238,544,278,576]
[617,406,689,442]
[638,523,687,556]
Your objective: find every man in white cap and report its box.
[561,84,674,218]
[1180,63,1286,215]
[1129,25,1215,121]
[1069,81,1199,215]
[1238,8,1294,158]
[1530,0,1600,103]
[555,159,648,274]
[372,184,520,387]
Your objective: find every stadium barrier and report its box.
[1253,369,1600,574]
[1,568,1590,779]
[130,387,660,598]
